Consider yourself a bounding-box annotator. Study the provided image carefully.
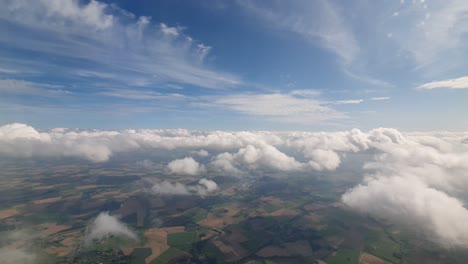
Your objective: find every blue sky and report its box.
[0,0,467,131]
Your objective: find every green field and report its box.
[365,237,401,263]
[192,210,208,222]
[263,203,282,213]
[197,240,225,263]
[325,248,359,264]
[167,231,198,246]
[130,248,151,264]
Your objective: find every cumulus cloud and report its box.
[167,157,206,175]
[210,145,303,173]
[4,123,468,247]
[84,212,138,245]
[341,128,468,248]
[418,76,468,90]
[343,176,468,247]
[150,178,218,197]
[193,149,209,157]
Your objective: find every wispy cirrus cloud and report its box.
[213,93,346,124]
[418,76,468,90]
[0,0,241,89]
[237,0,358,65]
[0,79,70,96]
[370,97,390,101]
[332,99,363,105]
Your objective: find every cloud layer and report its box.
[2,123,468,247]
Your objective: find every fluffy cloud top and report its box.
[84,212,138,245]
[167,157,206,175]
[151,178,218,197]
[343,176,468,247]
[3,123,468,247]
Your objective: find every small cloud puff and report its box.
[167,157,206,175]
[84,212,138,245]
[150,178,218,197]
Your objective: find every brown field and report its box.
[114,190,141,200]
[213,226,249,261]
[75,185,98,190]
[259,196,285,206]
[39,223,72,235]
[213,239,234,254]
[144,229,170,263]
[0,208,19,220]
[200,230,218,240]
[160,226,185,234]
[91,191,120,199]
[142,226,185,263]
[45,246,73,257]
[269,208,300,218]
[198,204,241,229]
[60,237,76,247]
[121,248,134,256]
[359,252,387,264]
[33,185,54,190]
[33,196,62,205]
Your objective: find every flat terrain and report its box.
[0,161,466,264]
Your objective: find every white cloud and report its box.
[343,176,468,247]
[342,128,468,247]
[0,248,36,264]
[370,97,390,101]
[332,99,363,105]
[0,0,240,89]
[167,157,206,175]
[211,144,303,173]
[193,149,209,157]
[0,79,69,96]
[150,178,218,197]
[84,212,138,245]
[214,93,346,124]
[238,0,358,65]
[3,123,468,247]
[0,230,42,264]
[418,76,468,89]
[384,0,468,70]
[160,23,180,37]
